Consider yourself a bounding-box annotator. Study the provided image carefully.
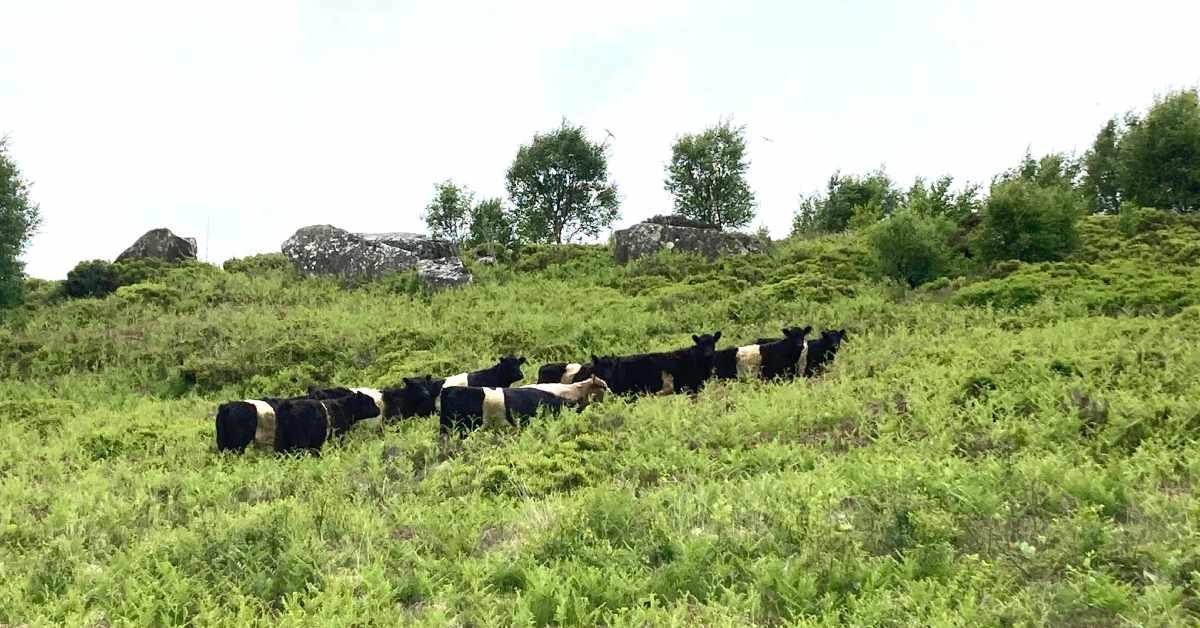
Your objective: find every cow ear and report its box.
[591,355,600,364]
[713,331,722,342]
[692,334,700,343]
[518,357,527,365]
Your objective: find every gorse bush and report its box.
[971,179,1084,264]
[222,252,293,277]
[867,210,960,287]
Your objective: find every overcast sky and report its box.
[3,1,1198,279]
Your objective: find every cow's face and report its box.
[783,326,812,348]
[591,355,618,382]
[825,329,847,349]
[496,355,527,385]
[346,392,382,420]
[690,331,722,359]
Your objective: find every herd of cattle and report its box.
[214,326,848,454]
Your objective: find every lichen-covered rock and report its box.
[116,228,198,263]
[281,225,417,279]
[643,214,721,230]
[416,257,472,290]
[359,232,458,260]
[613,220,766,264]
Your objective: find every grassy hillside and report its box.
[2,215,1200,626]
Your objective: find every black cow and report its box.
[380,376,441,419]
[714,326,812,380]
[591,332,722,396]
[802,329,848,377]
[439,385,569,437]
[440,355,528,390]
[536,362,594,384]
[272,393,381,454]
[214,391,379,454]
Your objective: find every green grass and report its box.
[2,216,1200,625]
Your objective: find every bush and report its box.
[971,179,1083,264]
[63,260,122,299]
[1116,203,1173,236]
[868,210,960,287]
[222,253,293,277]
[62,258,175,300]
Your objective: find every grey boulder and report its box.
[359,232,458,260]
[282,225,418,279]
[417,257,472,290]
[116,228,198,263]
[613,216,766,264]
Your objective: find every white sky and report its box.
[3,0,1198,279]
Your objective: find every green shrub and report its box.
[1116,203,1173,236]
[63,260,122,299]
[62,258,174,300]
[867,210,960,287]
[114,282,184,309]
[971,179,1084,264]
[222,253,293,276]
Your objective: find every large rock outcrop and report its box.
[613,216,766,264]
[281,225,471,289]
[359,232,458,260]
[116,228,198,263]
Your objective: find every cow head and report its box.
[495,355,527,386]
[345,391,382,421]
[690,331,722,359]
[823,329,848,349]
[782,326,812,348]
[591,355,618,383]
[384,375,437,418]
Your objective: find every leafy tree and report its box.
[971,179,1083,264]
[0,137,41,307]
[1082,118,1122,213]
[422,180,474,243]
[868,210,959,288]
[1117,88,1200,211]
[999,149,1082,190]
[466,198,515,248]
[793,169,900,234]
[903,176,980,222]
[506,122,619,244]
[664,120,756,229]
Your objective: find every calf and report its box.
[214,391,379,454]
[714,326,812,380]
[802,329,848,377]
[536,362,594,384]
[591,332,722,396]
[521,375,609,407]
[439,386,569,437]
